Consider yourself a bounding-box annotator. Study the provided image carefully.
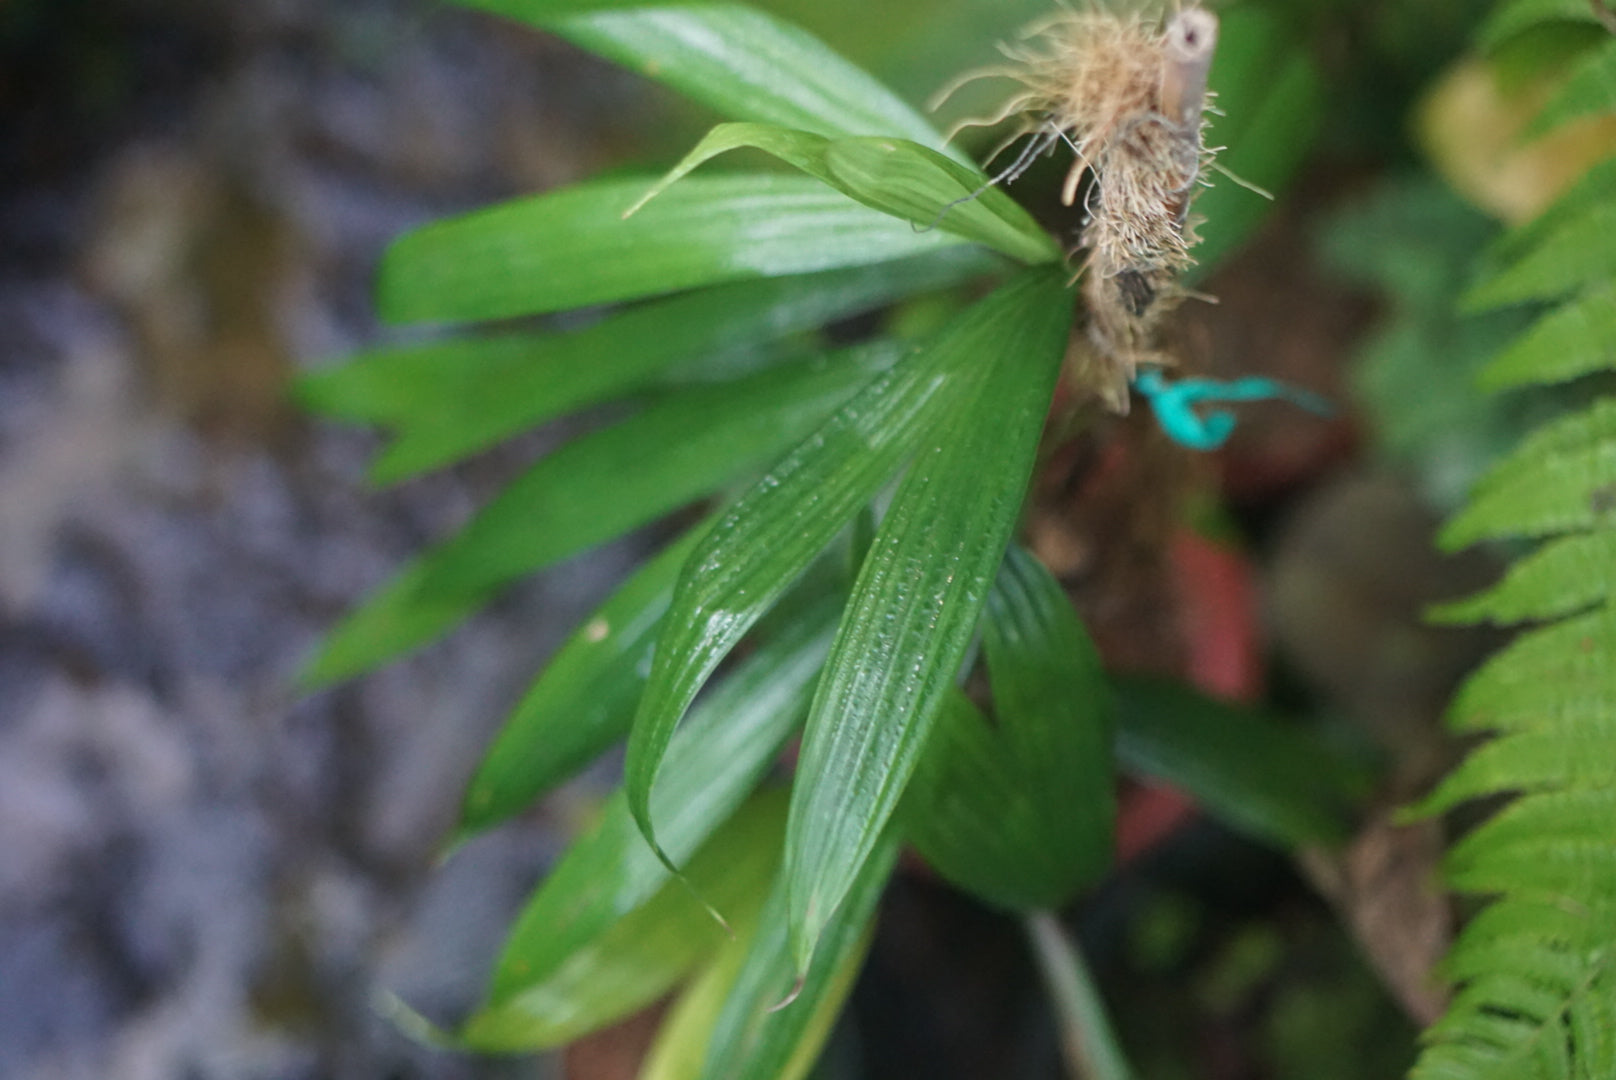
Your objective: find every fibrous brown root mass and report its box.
[948,5,1218,411]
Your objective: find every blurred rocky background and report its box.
[0,2,662,1076]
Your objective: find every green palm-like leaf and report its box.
[621,269,1066,879]
[454,527,703,844]
[626,123,1058,264]
[297,249,996,483]
[380,174,966,325]
[784,267,1071,972]
[701,837,895,1080]
[299,342,899,687]
[903,545,1114,912]
[461,789,788,1052]
[1113,677,1362,850]
[462,2,953,153]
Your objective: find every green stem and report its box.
[1025,912,1135,1080]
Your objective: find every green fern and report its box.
[1411,4,1616,1077]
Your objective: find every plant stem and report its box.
[1025,912,1136,1080]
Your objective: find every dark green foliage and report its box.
[297,1,1360,1074]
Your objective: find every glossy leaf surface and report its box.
[300,343,896,687]
[702,837,896,1080]
[380,174,965,325]
[785,267,1072,971]
[629,123,1058,265]
[621,282,1049,873]
[904,545,1114,911]
[551,4,951,151]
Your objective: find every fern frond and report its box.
[1411,9,1616,1078]
[1466,201,1616,309]
[1480,284,1616,390]
[1526,39,1616,138]
[1431,531,1616,624]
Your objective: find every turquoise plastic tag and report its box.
[1133,370,1332,451]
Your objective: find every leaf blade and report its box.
[701,835,896,1080]
[628,124,1058,265]
[1479,283,1616,391]
[1112,677,1364,850]
[1464,201,1616,311]
[903,545,1115,912]
[621,280,1061,877]
[380,174,966,325]
[413,343,903,597]
[299,343,896,687]
[299,249,999,482]
[1524,37,1616,139]
[785,266,1072,970]
[546,3,953,152]
[461,789,789,1052]
[454,527,703,842]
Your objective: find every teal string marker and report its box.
[1133,369,1332,451]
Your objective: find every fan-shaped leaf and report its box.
[454,527,702,843]
[463,598,840,1051]
[825,136,1061,264]
[380,174,965,326]
[702,836,895,1080]
[636,924,755,1080]
[785,267,1072,972]
[628,123,1058,265]
[416,345,906,597]
[480,597,836,1010]
[622,269,1065,884]
[536,3,952,152]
